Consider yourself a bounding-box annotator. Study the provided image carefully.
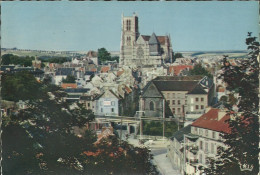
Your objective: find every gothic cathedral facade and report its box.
[119,13,174,67]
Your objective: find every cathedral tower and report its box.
[120,13,139,66]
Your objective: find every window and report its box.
[205,142,208,153]
[211,143,214,154]
[201,105,204,109]
[167,93,170,98]
[196,105,199,110]
[178,100,181,105]
[199,154,202,163]
[111,101,115,106]
[200,141,203,150]
[212,132,216,139]
[172,108,175,114]
[172,100,175,105]
[172,93,175,97]
[177,108,181,114]
[111,108,114,113]
[196,98,199,102]
[126,20,131,31]
[201,97,204,102]
[167,100,170,104]
[150,101,154,111]
[199,128,203,135]
[101,108,103,112]
[126,36,131,45]
[205,130,208,137]
[88,103,90,107]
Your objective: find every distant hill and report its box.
[179,50,247,58]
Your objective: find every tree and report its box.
[97,48,111,64]
[204,33,259,174]
[174,52,184,59]
[62,75,76,83]
[189,63,213,78]
[81,135,158,175]
[2,72,158,174]
[1,71,43,102]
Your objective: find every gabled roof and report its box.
[192,108,231,133]
[65,88,90,93]
[148,33,159,44]
[61,83,77,89]
[171,125,191,142]
[188,84,207,94]
[56,68,75,76]
[169,65,193,75]
[101,66,110,73]
[141,35,169,45]
[153,80,198,92]
[95,90,122,100]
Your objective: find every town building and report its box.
[119,13,173,67]
[167,108,231,175]
[94,90,122,117]
[140,76,214,121]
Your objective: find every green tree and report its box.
[62,75,76,83]
[174,52,184,59]
[97,48,111,64]
[204,33,259,174]
[2,76,96,174]
[81,135,158,175]
[1,71,43,102]
[190,63,213,78]
[143,121,178,137]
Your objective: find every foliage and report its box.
[1,71,43,102]
[189,63,213,78]
[204,33,259,174]
[174,52,184,59]
[81,135,158,175]
[1,54,34,66]
[97,48,119,64]
[2,74,96,174]
[143,121,178,138]
[62,75,76,83]
[40,57,70,64]
[2,72,158,174]
[98,48,111,63]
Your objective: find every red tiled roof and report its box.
[61,83,77,89]
[169,65,193,75]
[192,108,231,133]
[117,70,124,77]
[90,68,97,72]
[124,85,132,94]
[101,66,110,73]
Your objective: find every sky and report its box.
[1,1,259,52]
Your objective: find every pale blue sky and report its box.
[1,1,258,52]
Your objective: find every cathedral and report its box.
[119,13,174,67]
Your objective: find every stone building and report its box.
[119,13,173,67]
[140,76,214,121]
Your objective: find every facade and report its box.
[94,90,122,116]
[168,125,191,174]
[168,108,231,175]
[140,76,214,120]
[119,13,173,67]
[185,108,230,175]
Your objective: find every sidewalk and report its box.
[153,153,181,175]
